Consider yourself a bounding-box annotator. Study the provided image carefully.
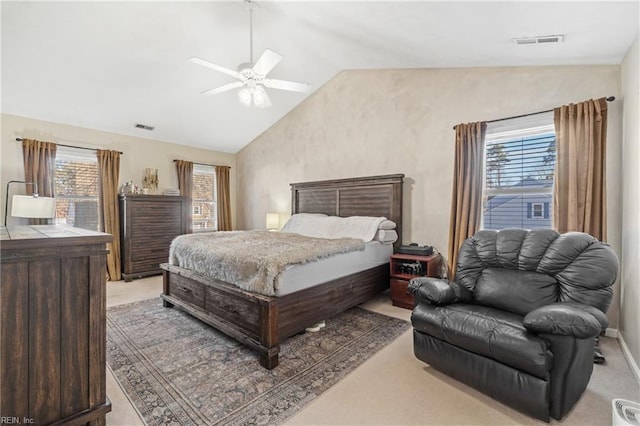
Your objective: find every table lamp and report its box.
[4,180,56,226]
[266,213,280,231]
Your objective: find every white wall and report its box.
[1,113,237,228]
[620,32,640,381]
[237,64,624,329]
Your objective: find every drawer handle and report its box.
[178,286,192,294]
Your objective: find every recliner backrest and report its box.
[455,229,618,315]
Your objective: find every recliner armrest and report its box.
[408,277,471,305]
[523,302,609,338]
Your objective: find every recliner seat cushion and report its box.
[412,303,553,379]
[474,268,558,316]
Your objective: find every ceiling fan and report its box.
[189,0,311,108]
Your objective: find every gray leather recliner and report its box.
[409,229,619,421]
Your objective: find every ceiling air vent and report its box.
[135,123,154,131]
[513,35,564,45]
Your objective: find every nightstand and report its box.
[389,253,442,309]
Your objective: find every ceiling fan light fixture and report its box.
[238,87,253,106]
[253,86,268,107]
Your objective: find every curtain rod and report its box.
[173,159,229,169]
[452,96,615,130]
[15,138,123,155]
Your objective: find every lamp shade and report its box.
[238,87,252,106]
[266,213,280,230]
[11,195,56,219]
[253,86,267,107]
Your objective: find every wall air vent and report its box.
[513,35,564,45]
[135,123,155,131]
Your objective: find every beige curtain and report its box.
[97,150,122,281]
[553,98,608,241]
[215,166,232,231]
[447,121,487,278]
[22,139,57,225]
[175,160,193,233]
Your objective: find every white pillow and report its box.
[280,213,329,236]
[379,219,397,230]
[375,229,398,244]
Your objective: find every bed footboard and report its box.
[160,262,390,369]
[161,263,280,368]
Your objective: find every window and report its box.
[192,164,217,231]
[482,113,555,231]
[531,202,545,219]
[54,146,100,231]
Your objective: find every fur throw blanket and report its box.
[169,231,365,296]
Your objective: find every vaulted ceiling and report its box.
[2,1,638,153]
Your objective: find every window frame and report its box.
[53,146,101,231]
[531,202,544,218]
[191,164,218,232]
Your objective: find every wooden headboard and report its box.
[290,174,404,251]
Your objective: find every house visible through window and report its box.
[482,112,555,230]
[192,164,217,231]
[54,146,100,231]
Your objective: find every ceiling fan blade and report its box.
[252,49,282,76]
[200,81,245,96]
[263,78,312,93]
[189,56,241,79]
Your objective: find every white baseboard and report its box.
[618,332,640,386]
[605,327,618,338]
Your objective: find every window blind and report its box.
[482,115,555,231]
[54,146,100,231]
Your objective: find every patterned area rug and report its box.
[107,298,409,425]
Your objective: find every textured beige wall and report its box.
[237,65,623,328]
[621,33,640,379]
[1,113,237,228]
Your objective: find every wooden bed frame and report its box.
[160,174,404,369]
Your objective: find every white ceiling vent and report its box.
[513,35,564,45]
[135,123,154,131]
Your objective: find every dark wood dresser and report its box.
[119,194,189,282]
[0,225,112,425]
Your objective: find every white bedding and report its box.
[169,230,364,296]
[276,241,393,296]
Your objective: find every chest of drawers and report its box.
[119,194,189,281]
